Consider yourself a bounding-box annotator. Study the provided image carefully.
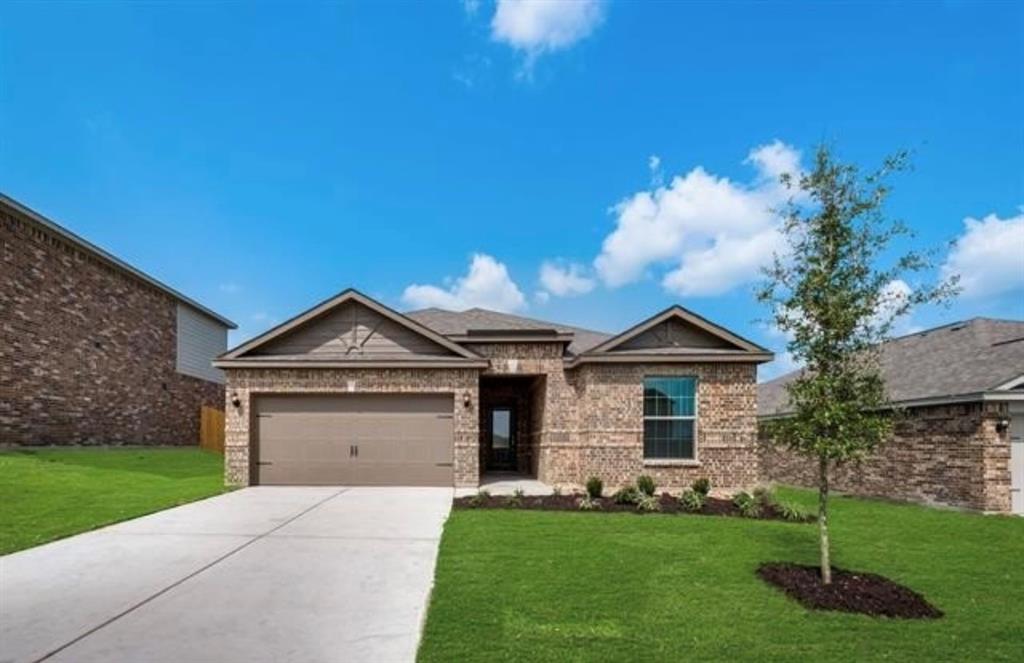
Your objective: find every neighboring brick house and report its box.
[0,194,236,446]
[213,288,772,490]
[758,318,1024,515]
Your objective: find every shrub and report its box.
[691,477,711,496]
[612,486,640,505]
[585,476,603,499]
[635,494,661,513]
[777,500,812,522]
[507,488,525,508]
[733,491,761,518]
[636,475,657,497]
[753,485,777,507]
[467,489,490,508]
[577,494,601,511]
[678,489,706,513]
[551,486,562,497]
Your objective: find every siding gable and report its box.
[613,318,738,351]
[253,301,455,358]
[176,304,228,383]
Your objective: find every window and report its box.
[643,377,696,460]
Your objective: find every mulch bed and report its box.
[756,562,943,619]
[452,492,811,523]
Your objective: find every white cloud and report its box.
[534,290,551,304]
[462,0,481,16]
[219,282,241,294]
[539,260,595,297]
[491,0,605,69]
[402,253,527,312]
[942,211,1024,299]
[745,140,802,183]
[594,140,802,296]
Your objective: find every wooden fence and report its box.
[199,405,226,453]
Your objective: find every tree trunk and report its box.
[818,455,832,584]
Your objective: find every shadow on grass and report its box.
[6,448,223,480]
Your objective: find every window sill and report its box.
[642,459,701,468]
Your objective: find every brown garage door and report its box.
[254,394,454,486]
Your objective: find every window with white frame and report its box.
[643,376,697,460]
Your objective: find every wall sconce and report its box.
[231,393,242,409]
[463,392,472,408]
[996,418,1010,434]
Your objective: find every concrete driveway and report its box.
[0,487,452,663]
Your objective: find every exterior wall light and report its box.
[463,392,472,408]
[995,418,1010,434]
[231,393,242,409]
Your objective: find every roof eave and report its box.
[214,358,490,369]
[566,351,774,368]
[1,193,237,329]
[759,389,1024,418]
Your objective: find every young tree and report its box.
[758,146,958,584]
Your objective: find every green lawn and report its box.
[0,448,229,555]
[419,488,1024,662]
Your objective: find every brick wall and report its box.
[758,401,1012,513]
[221,367,479,486]
[0,205,223,446]
[468,342,760,493]
[222,342,762,492]
[551,362,760,492]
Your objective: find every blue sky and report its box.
[2,1,1022,379]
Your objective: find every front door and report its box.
[488,406,516,471]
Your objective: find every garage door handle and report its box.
[435,462,453,467]
[257,461,273,466]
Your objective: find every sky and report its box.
[2,0,1022,380]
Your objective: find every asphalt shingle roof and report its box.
[758,318,1024,416]
[404,307,612,356]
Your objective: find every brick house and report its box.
[0,194,236,446]
[758,318,1024,514]
[213,289,773,490]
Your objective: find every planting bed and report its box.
[453,492,811,523]
[756,562,943,619]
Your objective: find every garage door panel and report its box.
[254,394,454,486]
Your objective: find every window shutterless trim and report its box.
[642,375,698,462]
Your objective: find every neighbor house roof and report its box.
[759,318,1024,416]
[1,193,236,329]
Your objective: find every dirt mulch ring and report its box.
[452,493,811,523]
[756,562,943,619]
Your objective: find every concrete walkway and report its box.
[0,487,453,663]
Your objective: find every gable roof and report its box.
[216,289,485,367]
[566,305,773,366]
[2,193,236,329]
[405,308,611,356]
[758,317,1024,416]
[217,293,773,369]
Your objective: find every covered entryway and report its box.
[254,394,454,486]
